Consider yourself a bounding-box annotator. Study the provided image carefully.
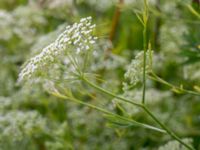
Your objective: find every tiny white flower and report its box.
[18,17,97,83]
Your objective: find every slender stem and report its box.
[142,0,148,104]
[149,71,200,96]
[52,92,166,133]
[142,24,147,104]
[68,54,81,75]
[82,77,143,108]
[82,76,194,150]
[142,106,195,150]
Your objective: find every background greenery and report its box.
[0,0,200,149]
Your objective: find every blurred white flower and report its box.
[123,50,152,90]
[0,111,46,141]
[0,10,14,40]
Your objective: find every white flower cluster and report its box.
[18,17,97,83]
[123,50,152,90]
[0,97,12,110]
[0,7,46,42]
[0,10,14,40]
[0,111,46,141]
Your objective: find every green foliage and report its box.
[0,0,200,150]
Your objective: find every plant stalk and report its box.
[82,76,194,150]
[82,77,143,107]
[142,0,148,104]
[142,106,195,150]
[52,91,165,133]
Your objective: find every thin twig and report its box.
[149,71,200,96]
[142,0,148,104]
[51,91,165,133]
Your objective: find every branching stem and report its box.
[142,106,194,150]
[149,71,200,96]
[82,77,142,107]
[52,91,165,133]
[82,76,194,150]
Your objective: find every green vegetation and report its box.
[0,0,200,149]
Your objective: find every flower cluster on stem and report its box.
[18,17,97,83]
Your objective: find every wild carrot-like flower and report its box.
[0,111,46,141]
[18,16,97,83]
[123,50,152,90]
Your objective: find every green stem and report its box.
[142,24,147,104]
[142,106,195,150]
[82,77,143,108]
[149,71,200,96]
[142,0,148,104]
[82,76,194,150]
[52,91,165,133]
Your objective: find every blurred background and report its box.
[0,0,200,149]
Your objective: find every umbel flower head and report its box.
[123,50,153,90]
[18,16,97,83]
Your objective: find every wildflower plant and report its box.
[18,16,97,83]
[13,0,200,149]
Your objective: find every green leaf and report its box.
[104,114,166,133]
